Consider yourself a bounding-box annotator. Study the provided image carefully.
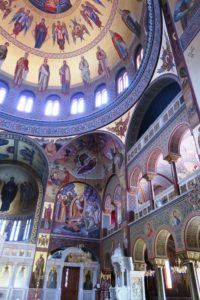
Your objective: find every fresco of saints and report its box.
[38,58,50,92]
[79,56,90,86]
[96,46,110,78]
[80,1,103,29]
[174,0,200,30]
[34,18,48,49]
[59,60,71,95]
[119,9,140,38]
[52,21,69,52]
[10,8,33,37]
[0,177,18,212]
[14,52,29,86]
[0,42,9,67]
[109,30,128,61]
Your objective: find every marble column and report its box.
[164,153,181,196]
[155,266,166,300]
[143,173,155,211]
[186,261,200,300]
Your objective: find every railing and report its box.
[134,168,200,220]
[128,92,184,163]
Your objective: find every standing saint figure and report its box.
[96,46,110,78]
[119,9,140,38]
[79,56,90,87]
[0,177,18,212]
[14,52,29,86]
[0,42,9,68]
[34,18,48,49]
[38,58,50,92]
[109,30,128,61]
[43,204,52,229]
[59,60,71,95]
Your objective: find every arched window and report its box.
[95,85,108,107]
[135,45,144,70]
[0,81,8,104]
[71,93,85,114]
[45,96,60,116]
[17,91,34,113]
[116,69,129,95]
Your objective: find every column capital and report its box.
[128,186,139,194]
[133,262,146,271]
[150,257,167,268]
[177,251,200,263]
[164,153,181,163]
[143,172,156,181]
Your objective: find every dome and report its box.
[0,0,161,136]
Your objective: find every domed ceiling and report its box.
[0,0,161,136]
[0,0,143,86]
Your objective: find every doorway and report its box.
[61,267,80,300]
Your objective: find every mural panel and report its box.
[52,182,101,238]
[0,164,38,216]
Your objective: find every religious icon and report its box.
[145,222,154,238]
[13,53,29,86]
[38,58,50,92]
[83,270,93,290]
[10,8,33,37]
[80,1,103,29]
[170,209,182,227]
[52,21,69,52]
[30,252,47,288]
[37,233,49,248]
[59,60,71,95]
[47,267,57,288]
[119,9,141,38]
[0,177,18,212]
[42,203,53,230]
[0,42,9,68]
[34,18,48,49]
[109,30,128,61]
[96,46,110,78]
[79,56,90,86]
[20,181,35,211]
[30,0,72,14]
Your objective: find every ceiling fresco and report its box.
[0,0,145,86]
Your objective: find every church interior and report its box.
[0,0,200,299]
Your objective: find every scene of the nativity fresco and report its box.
[0,0,200,299]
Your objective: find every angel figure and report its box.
[157,34,175,74]
[71,18,90,43]
[0,0,16,19]
[52,21,69,52]
[10,8,33,37]
[80,1,103,29]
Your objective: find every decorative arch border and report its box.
[0,0,162,136]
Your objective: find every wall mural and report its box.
[0,164,38,216]
[52,182,101,238]
[45,133,124,181]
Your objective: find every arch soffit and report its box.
[146,148,163,175]
[129,166,143,189]
[184,214,200,250]
[168,123,191,156]
[154,227,177,258]
[125,74,181,150]
[132,238,147,263]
